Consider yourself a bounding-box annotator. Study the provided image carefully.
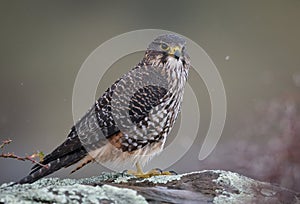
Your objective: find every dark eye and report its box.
[160,43,169,50]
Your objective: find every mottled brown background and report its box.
[1,0,300,191]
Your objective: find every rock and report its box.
[0,170,299,204]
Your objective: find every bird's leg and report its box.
[125,162,146,177]
[135,161,144,175]
[125,161,176,178]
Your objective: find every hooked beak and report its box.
[169,46,181,60]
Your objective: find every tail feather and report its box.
[70,154,94,174]
[31,128,81,172]
[17,148,87,184]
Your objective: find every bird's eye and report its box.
[160,43,169,50]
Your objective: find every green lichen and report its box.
[0,173,147,204]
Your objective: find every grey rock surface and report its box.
[1,170,299,204]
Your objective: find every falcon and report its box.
[18,33,191,184]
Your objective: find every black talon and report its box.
[169,170,178,175]
[154,168,163,173]
[121,170,129,176]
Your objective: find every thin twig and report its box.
[0,139,48,169]
[0,139,12,149]
[0,152,48,169]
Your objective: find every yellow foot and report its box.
[125,168,177,178]
[124,162,177,178]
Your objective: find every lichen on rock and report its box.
[1,170,299,204]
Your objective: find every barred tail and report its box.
[17,148,87,184]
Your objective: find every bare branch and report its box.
[0,139,12,149]
[0,139,48,169]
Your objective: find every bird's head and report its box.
[146,34,190,67]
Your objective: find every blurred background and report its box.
[1,0,300,191]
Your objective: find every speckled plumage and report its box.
[18,34,191,184]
